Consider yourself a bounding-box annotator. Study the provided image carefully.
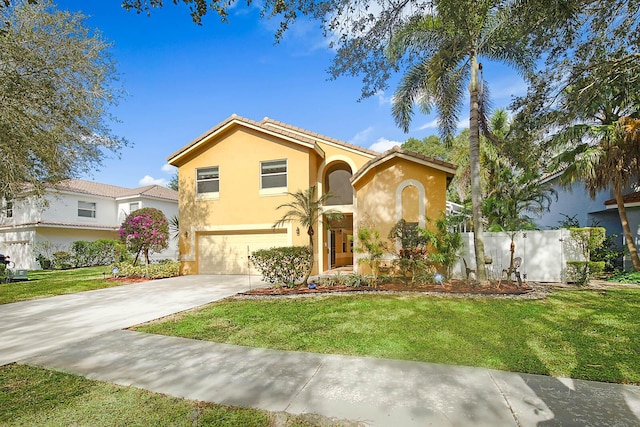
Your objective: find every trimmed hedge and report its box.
[566,261,606,286]
[112,260,180,279]
[52,251,73,269]
[71,239,127,267]
[251,246,312,286]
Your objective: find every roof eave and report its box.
[168,117,325,166]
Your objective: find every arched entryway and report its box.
[321,161,354,271]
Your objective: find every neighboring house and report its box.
[0,180,178,270]
[536,171,640,269]
[167,114,456,276]
[536,171,623,237]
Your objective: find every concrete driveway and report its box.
[0,274,264,366]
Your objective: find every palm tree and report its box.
[274,186,342,285]
[484,167,556,274]
[387,1,535,281]
[555,117,640,270]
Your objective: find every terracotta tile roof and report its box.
[49,179,178,201]
[167,114,324,163]
[351,146,457,184]
[0,221,118,231]
[605,191,640,206]
[260,118,378,157]
[167,114,378,164]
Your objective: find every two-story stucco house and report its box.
[167,114,456,276]
[0,180,178,269]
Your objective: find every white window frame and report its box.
[129,202,140,212]
[196,166,220,199]
[260,159,287,195]
[78,201,96,218]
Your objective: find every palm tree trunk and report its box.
[301,232,314,285]
[615,186,640,270]
[469,53,487,281]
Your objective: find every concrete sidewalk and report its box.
[24,329,640,426]
[3,274,640,426]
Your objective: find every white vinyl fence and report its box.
[454,229,583,283]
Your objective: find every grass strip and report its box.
[0,266,125,304]
[136,288,640,385]
[0,364,339,427]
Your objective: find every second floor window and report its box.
[78,201,96,218]
[5,200,12,218]
[129,202,140,212]
[261,160,287,189]
[197,166,220,194]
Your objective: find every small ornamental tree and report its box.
[119,208,169,266]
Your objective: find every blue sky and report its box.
[55,1,527,189]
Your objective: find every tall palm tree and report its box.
[387,1,535,281]
[274,186,342,285]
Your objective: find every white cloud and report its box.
[369,137,401,153]
[457,117,470,129]
[376,91,392,106]
[161,163,176,174]
[417,119,439,131]
[139,175,168,186]
[349,127,374,146]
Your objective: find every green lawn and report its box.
[136,288,640,385]
[0,364,333,427]
[0,266,127,304]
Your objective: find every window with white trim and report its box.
[196,166,220,195]
[4,200,12,218]
[78,201,96,218]
[260,160,287,190]
[129,202,140,212]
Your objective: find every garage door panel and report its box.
[198,231,288,274]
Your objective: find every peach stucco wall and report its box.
[174,126,316,274]
[352,157,450,273]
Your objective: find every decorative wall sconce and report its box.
[296,227,300,236]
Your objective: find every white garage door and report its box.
[198,230,289,274]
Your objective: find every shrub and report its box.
[591,233,625,272]
[316,273,371,288]
[609,270,640,284]
[0,263,5,281]
[71,239,126,267]
[33,240,63,269]
[112,260,180,279]
[52,251,73,269]
[251,246,311,286]
[355,225,387,282]
[566,261,606,286]
[566,227,607,285]
[36,254,52,270]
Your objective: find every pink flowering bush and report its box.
[119,208,169,266]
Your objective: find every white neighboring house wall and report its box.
[0,180,178,270]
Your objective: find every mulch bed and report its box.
[106,277,150,283]
[241,279,534,297]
